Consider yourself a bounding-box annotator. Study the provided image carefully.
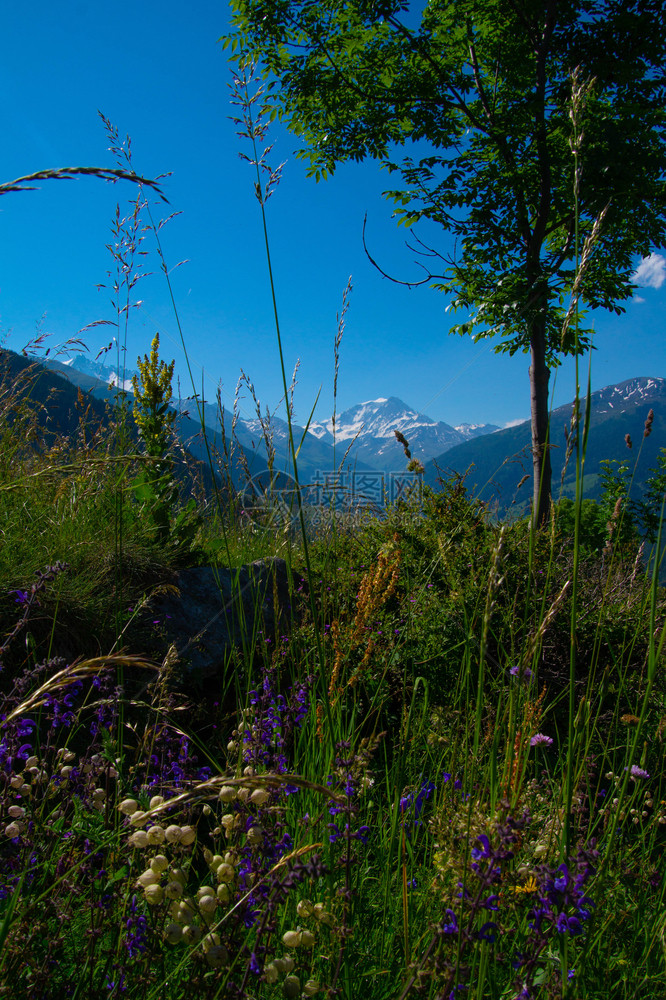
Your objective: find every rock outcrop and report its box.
[144,558,297,678]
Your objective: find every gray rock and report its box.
[144,558,297,678]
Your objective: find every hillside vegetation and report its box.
[0,345,664,1000]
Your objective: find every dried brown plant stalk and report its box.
[328,537,402,698]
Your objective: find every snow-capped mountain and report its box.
[63,353,138,392]
[425,376,666,516]
[308,396,499,470]
[592,377,665,415]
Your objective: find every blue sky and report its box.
[0,0,664,430]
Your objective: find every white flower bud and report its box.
[59,766,73,779]
[164,922,183,945]
[202,804,212,816]
[250,788,270,805]
[196,885,215,900]
[313,904,334,926]
[178,900,197,921]
[4,823,20,838]
[182,924,201,943]
[216,863,235,884]
[150,795,165,809]
[7,806,25,819]
[199,893,217,916]
[217,884,231,904]
[264,963,279,984]
[136,869,160,888]
[218,786,237,803]
[205,944,229,968]
[282,930,302,948]
[237,786,250,803]
[297,899,314,918]
[170,868,187,887]
[226,741,238,754]
[208,853,224,870]
[10,775,23,789]
[180,825,196,846]
[283,975,301,999]
[146,825,166,845]
[119,798,139,816]
[300,928,315,947]
[165,881,184,899]
[25,756,39,769]
[93,788,106,801]
[150,855,170,874]
[303,980,319,997]
[129,811,148,827]
[128,830,149,849]
[246,826,263,846]
[165,825,183,843]
[144,883,164,905]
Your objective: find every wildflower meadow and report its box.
[1,50,665,1000]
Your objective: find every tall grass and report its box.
[0,78,664,1000]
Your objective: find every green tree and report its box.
[224,0,666,525]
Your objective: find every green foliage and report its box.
[131,333,200,555]
[634,447,666,544]
[225,0,666,523]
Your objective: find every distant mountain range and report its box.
[6,350,665,520]
[425,376,666,517]
[308,397,499,470]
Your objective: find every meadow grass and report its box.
[0,86,665,1000]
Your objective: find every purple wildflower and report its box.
[530,733,553,747]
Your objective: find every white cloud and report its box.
[634,296,646,304]
[632,253,666,289]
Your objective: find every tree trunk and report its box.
[529,319,552,528]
